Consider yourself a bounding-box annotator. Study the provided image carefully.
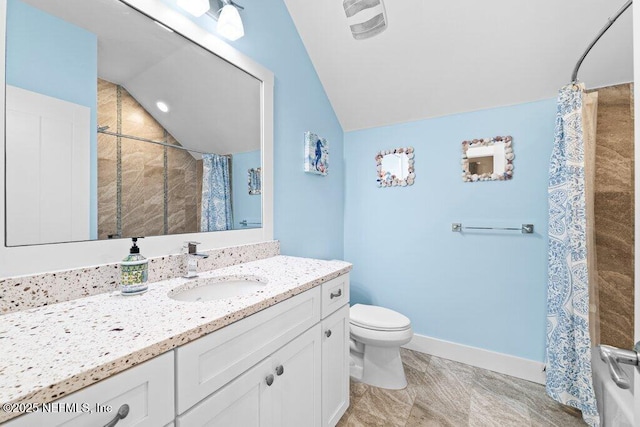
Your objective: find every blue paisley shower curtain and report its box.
[546,85,599,426]
[201,153,233,231]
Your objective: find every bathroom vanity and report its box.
[0,256,351,426]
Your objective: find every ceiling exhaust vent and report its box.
[343,0,387,40]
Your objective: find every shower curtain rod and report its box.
[98,128,222,156]
[571,0,632,83]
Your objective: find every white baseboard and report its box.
[403,333,546,385]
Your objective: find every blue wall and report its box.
[232,150,262,229]
[162,0,345,260]
[344,99,556,362]
[6,0,98,239]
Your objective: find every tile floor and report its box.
[337,348,586,427]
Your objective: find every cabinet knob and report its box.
[325,329,332,338]
[330,289,342,299]
[275,365,284,376]
[265,374,274,386]
[103,404,129,427]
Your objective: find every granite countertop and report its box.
[0,255,352,423]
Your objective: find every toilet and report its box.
[349,304,413,389]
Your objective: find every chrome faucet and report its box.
[183,241,209,278]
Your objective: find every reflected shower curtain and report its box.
[201,153,233,231]
[546,84,599,426]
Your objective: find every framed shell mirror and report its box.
[376,147,415,187]
[462,136,514,182]
[248,168,261,195]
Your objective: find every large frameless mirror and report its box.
[4,0,262,246]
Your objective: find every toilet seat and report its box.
[350,304,411,331]
[350,322,413,347]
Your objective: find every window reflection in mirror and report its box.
[5,0,262,246]
[462,136,514,182]
[375,147,415,187]
[468,155,494,175]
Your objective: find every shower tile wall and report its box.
[97,79,199,239]
[593,83,634,350]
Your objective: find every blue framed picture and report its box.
[304,131,329,176]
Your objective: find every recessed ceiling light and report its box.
[154,21,174,33]
[156,101,169,113]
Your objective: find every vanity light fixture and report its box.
[177,0,210,17]
[206,0,245,41]
[156,101,170,113]
[216,0,244,41]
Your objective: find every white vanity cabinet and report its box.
[176,273,350,427]
[4,351,175,427]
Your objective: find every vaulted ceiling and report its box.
[283,0,634,131]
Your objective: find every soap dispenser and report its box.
[120,237,148,295]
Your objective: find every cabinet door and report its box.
[176,359,273,427]
[322,305,350,427]
[270,324,322,427]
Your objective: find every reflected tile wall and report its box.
[593,83,634,350]
[143,143,165,236]
[97,134,118,239]
[120,138,146,237]
[167,133,199,235]
[97,79,201,239]
[97,80,119,239]
[167,134,185,235]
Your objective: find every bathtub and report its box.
[592,347,634,426]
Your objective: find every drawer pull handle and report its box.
[325,329,332,338]
[103,404,129,427]
[330,289,342,299]
[266,374,275,386]
[276,365,284,376]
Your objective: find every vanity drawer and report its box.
[175,286,321,414]
[5,351,174,427]
[321,274,349,319]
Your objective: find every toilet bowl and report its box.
[349,304,413,389]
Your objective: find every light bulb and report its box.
[156,101,169,113]
[177,0,210,17]
[217,4,244,41]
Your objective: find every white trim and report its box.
[0,0,274,278]
[403,333,546,385]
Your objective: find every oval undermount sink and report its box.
[168,275,268,302]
